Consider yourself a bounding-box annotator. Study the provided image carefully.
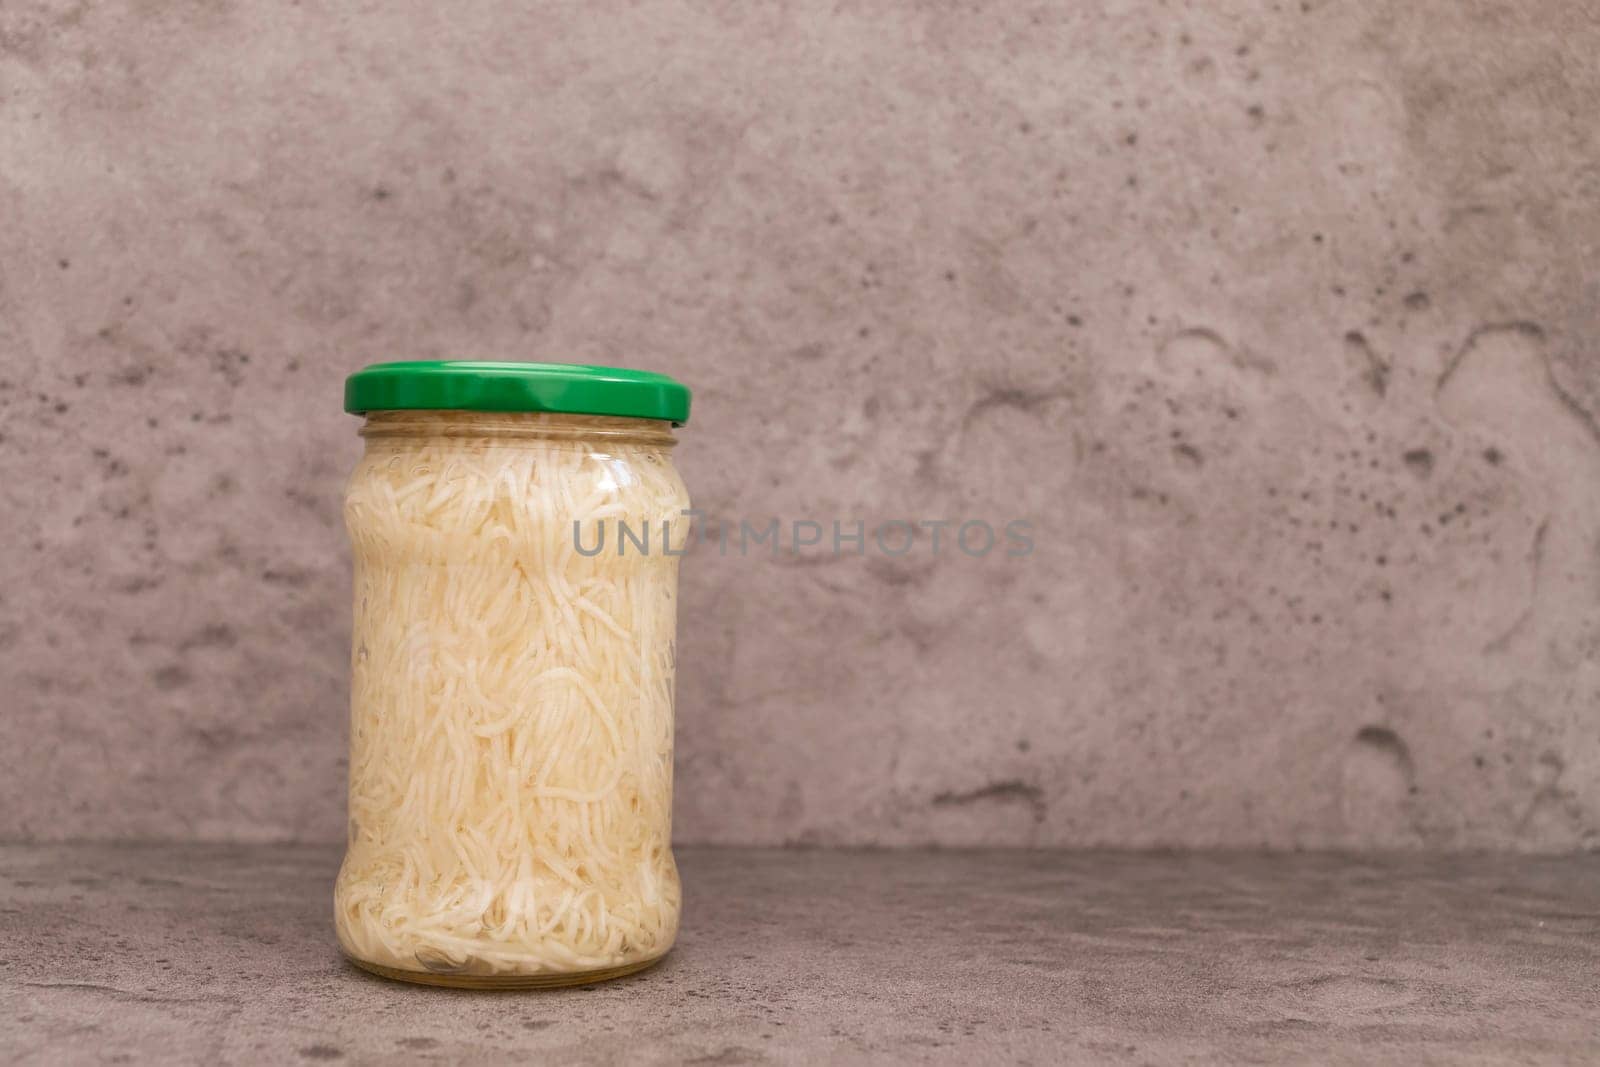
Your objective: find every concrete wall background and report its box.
[3,1,1598,849]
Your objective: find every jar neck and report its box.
[359,410,678,447]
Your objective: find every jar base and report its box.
[345,953,666,990]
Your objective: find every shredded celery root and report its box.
[334,411,686,978]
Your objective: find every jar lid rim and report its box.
[344,361,691,425]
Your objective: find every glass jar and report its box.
[333,361,692,988]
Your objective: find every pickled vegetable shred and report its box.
[335,412,686,979]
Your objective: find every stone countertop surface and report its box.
[2,846,1597,1065]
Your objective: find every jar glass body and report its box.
[334,410,687,987]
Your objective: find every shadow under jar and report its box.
[334,361,692,989]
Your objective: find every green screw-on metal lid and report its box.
[344,361,691,425]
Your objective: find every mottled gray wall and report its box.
[3,1,1598,849]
